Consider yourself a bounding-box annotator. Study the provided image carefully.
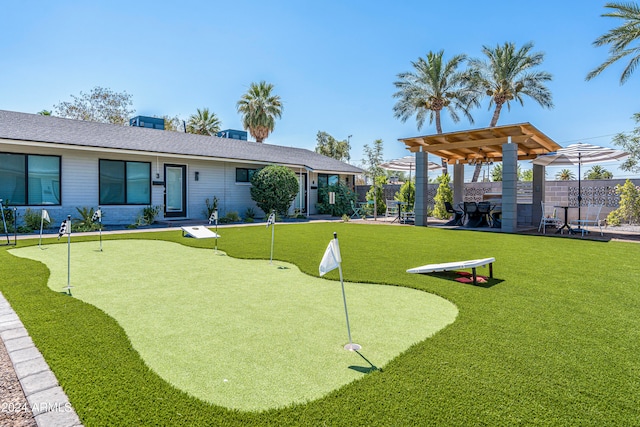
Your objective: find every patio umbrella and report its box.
[532,142,629,223]
[380,155,440,182]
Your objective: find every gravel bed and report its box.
[0,338,36,427]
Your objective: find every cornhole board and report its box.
[407,257,495,286]
[181,226,220,239]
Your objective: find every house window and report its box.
[317,174,339,203]
[236,168,258,183]
[0,152,61,205]
[99,159,151,205]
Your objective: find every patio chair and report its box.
[350,200,364,219]
[570,203,604,237]
[463,201,483,228]
[385,199,399,220]
[476,201,492,227]
[444,201,464,226]
[538,201,562,234]
[401,202,415,223]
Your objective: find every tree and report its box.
[162,115,183,132]
[236,81,283,143]
[395,180,415,214]
[587,2,640,84]
[432,173,453,219]
[584,165,613,179]
[249,165,299,216]
[393,50,477,173]
[490,163,523,182]
[37,110,51,116]
[315,131,350,162]
[612,112,640,173]
[467,42,553,181]
[363,139,385,217]
[555,169,576,180]
[366,175,387,216]
[520,169,533,182]
[186,108,221,136]
[53,86,135,125]
[607,179,640,225]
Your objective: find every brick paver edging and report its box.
[0,292,83,427]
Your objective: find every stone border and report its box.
[0,292,82,427]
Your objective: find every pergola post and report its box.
[453,163,464,207]
[502,140,518,232]
[415,150,428,226]
[532,163,546,226]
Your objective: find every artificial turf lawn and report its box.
[10,240,457,411]
[1,222,640,426]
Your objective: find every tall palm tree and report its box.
[467,41,554,181]
[393,50,477,173]
[555,169,576,180]
[587,2,640,84]
[186,108,221,136]
[236,81,283,143]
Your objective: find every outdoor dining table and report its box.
[392,201,406,223]
[554,205,575,234]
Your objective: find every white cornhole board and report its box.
[181,226,220,239]
[407,257,495,285]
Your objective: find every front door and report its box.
[164,164,186,217]
[292,173,307,214]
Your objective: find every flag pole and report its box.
[270,217,275,265]
[214,209,218,253]
[39,211,44,249]
[65,215,72,295]
[334,232,361,352]
[98,206,102,252]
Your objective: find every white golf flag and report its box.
[209,210,218,224]
[92,209,102,222]
[266,212,276,227]
[319,238,342,276]
[42,209,50,223]
[58,219,69,240]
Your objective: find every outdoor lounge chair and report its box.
[350,200,364,219]
[538,201,562,234]
[385,199,399,219]
[570,203,604,237]
[444,201,464,226]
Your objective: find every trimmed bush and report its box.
[250,165,299,216]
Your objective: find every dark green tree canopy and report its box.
[53,86,135,125]
[612,112,640,173]
[249,165,299,216]
[314,131,350,162]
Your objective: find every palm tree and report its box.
[467,42,554,181]
[587,2,640,84]
[236,81,283,143]
[585,165,613,179]
[555,169,576,180]
[186,108,221,136]
[393,50,477,173]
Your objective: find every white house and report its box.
[0,110,362,225]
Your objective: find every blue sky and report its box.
[2,1,639,178]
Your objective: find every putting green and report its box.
[12,240,457,411]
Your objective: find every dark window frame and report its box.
[236,167,258,183]
[99,159,151,205]
[0,152,62,206]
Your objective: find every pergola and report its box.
[398,123,562,232]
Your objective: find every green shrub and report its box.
[72,207,101,232]
[366,176,387,215]
[342,214,350,222]
[433,174,453,219]
[22,208,50,232]
[607,179,640,225]
[250,165,299,216]
[316,182,357,216]
[395,181,415,212]
[244,207,256,220]
[219,211,240,223]
[0,203,16,233]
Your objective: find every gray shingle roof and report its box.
[0,110,363,174]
